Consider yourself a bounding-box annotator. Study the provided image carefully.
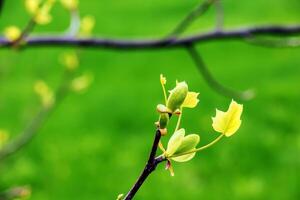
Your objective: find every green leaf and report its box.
[165,129,185,157]
[182,92,200,108]
[174,134,200,155]
[212,100,243,137]
[171,152,196,162]
[166,82,188,112]
[170,134,199,162]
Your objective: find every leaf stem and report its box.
[175,109,183,131]
[161,82,167,105]
[169,134,224,158]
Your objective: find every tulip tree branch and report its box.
[186,44,254,100]
[167,0,216,39]
[214,0,224,31]
[13,18,36,47]
[124,129,166,200]
[1,25,299,49]
[244,36,300,48]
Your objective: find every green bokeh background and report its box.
[1,0,300,199]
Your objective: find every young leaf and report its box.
[171,134,200,162]
[182,92,200,108]
[173,134,200,155]
[165,129,185,157]
[212,100,243,137]
[171,152,196,162]
[166,82,188,112]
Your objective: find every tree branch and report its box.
[0,25,300,50]
[214,0,224,31]
[124,129,165,200]
[168,0,216,39]
[186,44,254,100]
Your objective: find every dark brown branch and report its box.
[124,130,165,200]
[186,44,254,100]
[0,25,300,50]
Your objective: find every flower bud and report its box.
[159,113,169,129]
[166,82,188,112]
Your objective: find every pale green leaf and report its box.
[171,152,196,162]
[174,134,199,155]
[165,129,185,157]
[212,100,243,137]
[182,92,200,108]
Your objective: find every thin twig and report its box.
[124,130,166,200]
[186,44,254,100]
[12,18,36,47]
[168,0,216,39]
[244,36,300,48]
[0,25,299,49]
[215,0,224,31]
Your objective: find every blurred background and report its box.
[0,0,300,199]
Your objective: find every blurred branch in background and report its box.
[186,44,254,100]
[245,36,300,48]
[0,0,93,162]
[1,1,300,100]
[1,25,300,50]
[0,0,4,15]
[214,0,224,31]
[167,0,216,39]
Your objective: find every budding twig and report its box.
[124,130,166,200]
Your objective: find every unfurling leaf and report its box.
[165,129,200,162]
[166,82,188,112]
[165,128,185,157]
[4,26,21,41]
[182,92,200,108]
[212,100,243,137]
[171,134,200,162]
